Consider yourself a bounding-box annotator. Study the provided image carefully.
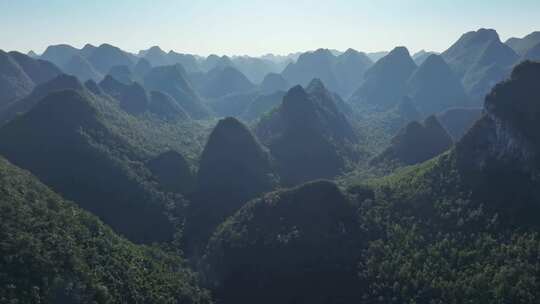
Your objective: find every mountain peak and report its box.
[108,65,133,84]
[260,73,290,93]
[195,116,277,220]
[350,45,416,109]
[148,45,165,53]
[25,89,98,127]
[306,78,327,93]
[475,28,499,41]
[406,53,468,115]
[372,115,453,166]
[189,116,277,250]
[421,53,446,66]
[144,64,210,119]
[388,46,411,57]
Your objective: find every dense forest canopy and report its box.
[1,24,540,304]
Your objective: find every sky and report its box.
[1,0,539,56]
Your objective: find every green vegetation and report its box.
[256,82,360,185]
[0,87,210,243]
[0,156,211,304]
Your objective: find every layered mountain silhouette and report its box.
[231,56,282,83]
[0,88,180,243]
[333,48,373,97]
[521,42,540,62]
[282,48,373,97]
[40,43,137,82]
[133,57,152,80]
[107,64,133,84]
[0,74,84,125]
[141,45,171,66]
[117,81,150,114]
[350,46,417,111]
[282,49,341,94]
[86,43,135,74]
[442,28,519,104]
[26,50,38,58]
[371,115,453,166]
[366,51,389,62]
[259,72,290,93]
[199,66,255,98]
[412,50,438,65]
[242,90,286,121]
[437,107,482,140]
[143,64,210,119]
[256,80,357,185]
[100,74,190,120]
[200,54,234,72]
[168,51,200,72]
[62,54,102,81]
[40,44,80,67]
[406,54,469,116]
[0,51,34,108]
[148,90,191,121]
[0,50,61,109]
[505,31,540,56]
[208,91,259,117]
[140,46,200,72]
[203,180,363,304]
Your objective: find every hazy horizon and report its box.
[1,0,540,57]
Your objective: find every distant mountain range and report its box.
[3,28,540,303]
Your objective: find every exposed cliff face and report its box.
[457,61,540,174]
[459,111,538,174]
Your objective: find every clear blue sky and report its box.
[1,0,539,56]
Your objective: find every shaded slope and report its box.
[199,66,255,98]
[0,51,61,109]
[333,48,373,97]
[107,64,133,84]
[506,31,540,55]
[86,43,134,74]
[0,50,34,107]
[0,156,211,303]
[0,74,84,125]
[350,46,417,110]
[281,49,340,93]
[63,54,102,81]
[372,115,453,166]
[185,117,278,254]
[259,72,290,93]
[437,107,482,140]
[40,44,80,67]
[203,180,363,304]
[442,28,519,103]
[256,81,357,185]
[0,89,180,243]
[406,54,469,116]
[144,64,211,119]
[147,150,195,194]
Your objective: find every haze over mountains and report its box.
[2,27,540,303]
